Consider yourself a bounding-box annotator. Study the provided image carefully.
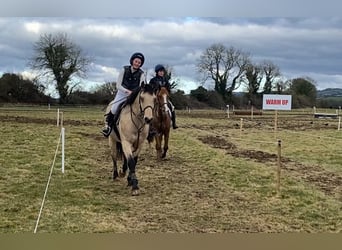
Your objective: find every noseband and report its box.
[138,92,154,117]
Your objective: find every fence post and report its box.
[276,139,282,195]
[60,112,64,128]
[61,127,65,174]
[338,117,341,131]
[226,105,230,118]
[57,108,60,127]
[240,118,243,135]
[274,110,278,138]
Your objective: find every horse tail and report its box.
[116,141,123,160]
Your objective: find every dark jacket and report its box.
[149,75,171,92]
[121,66,143,91]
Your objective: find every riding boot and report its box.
[147,125,157,143]
[171,110,178,129]
[102,111,115,137]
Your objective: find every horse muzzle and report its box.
[144,117,153,124]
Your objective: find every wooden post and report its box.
[61,127,65,174]
[338,116,341,131]
[251,106,254,120]
[60,111,64,128]
[226,105,230,118]
[240,118,243,135]
[276,139,282,194]
[274,110,278,135]
[57,108,60,127]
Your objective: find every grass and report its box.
[0,107,341,232]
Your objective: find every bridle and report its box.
[157,89,170,113]
[129,90,155,150]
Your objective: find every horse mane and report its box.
[122,83,155,107]
[158,86,170,96]
[124,86,142,106]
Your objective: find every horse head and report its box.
[139,82,157,124]
[157,87,170,113]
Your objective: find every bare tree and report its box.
[274,78,291,94]
[197,43,250,102]
[29,33,91,104]
[242,62,264,105]
[98,81,117,96]
[262,60,281,94]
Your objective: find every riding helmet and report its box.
[130,52,145,67]
[155,64,165,73]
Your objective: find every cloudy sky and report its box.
[1,1,341,96]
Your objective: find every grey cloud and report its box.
[1,0,342,17]
[0,17,341,93]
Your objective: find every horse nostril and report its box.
[145,117,153,124]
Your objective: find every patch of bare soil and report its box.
[0,114,102,126]
[181,114,339,131]
[199,135,342,199]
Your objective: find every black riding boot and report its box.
[171,110,178,129]
[147,126,157,143]
[102,111,115,137]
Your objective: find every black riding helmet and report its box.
[155,64,165,73]
[130,52,145,67]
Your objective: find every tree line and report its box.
[0,71,335,110]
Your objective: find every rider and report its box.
[149,64,178,129]
[101,52,146,137]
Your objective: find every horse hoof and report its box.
[119,171,126,178]
[132,189,139,196]
[113,171,119,180]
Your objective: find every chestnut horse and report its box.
[105,83,156,195]
[149,86,172,160]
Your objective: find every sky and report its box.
[0,1,341,96]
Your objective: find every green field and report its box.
[0,106,341,232]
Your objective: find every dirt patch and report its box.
[199,135,276,163]
[180,113,339,131]
[283,162,342,199]
[0,114,101,126]
[199,135,342,199]
[198,135,236,150]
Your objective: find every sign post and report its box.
[263,94,292,135]
[263,95,291,194]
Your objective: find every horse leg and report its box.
[121,141,139,195]
[127,157,139,195]
[155,135,162,161]
[112,156,119,180]
[109,135,119,180]
[162,133,169,159]
[119,156,128,178]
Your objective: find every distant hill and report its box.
[317,88,342,98]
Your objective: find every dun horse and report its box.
[149,86,172,160]
[105,83,156,195]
